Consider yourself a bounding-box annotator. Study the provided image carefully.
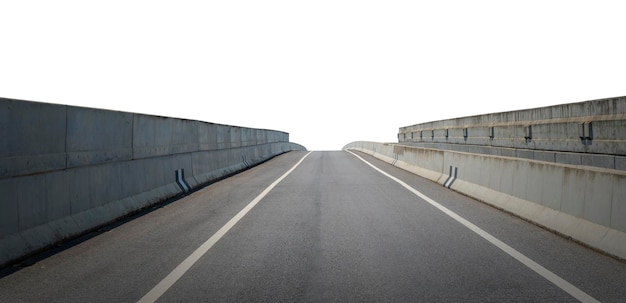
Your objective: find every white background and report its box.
[2,1,625,150]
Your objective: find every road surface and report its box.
[1,150,625,302]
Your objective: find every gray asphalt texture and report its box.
[1,150,626,302]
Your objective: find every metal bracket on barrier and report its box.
[176,169,191,193]
[580,122,594,145]
[524,125,533,143]
[443,166,458,188]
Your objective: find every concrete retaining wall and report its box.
[0,98,306,267]
[344,141,626,260]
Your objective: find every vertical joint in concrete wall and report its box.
[580,122,594,145]
[131,114,135,159]
[64,105,69,169]
[242,155,251,168]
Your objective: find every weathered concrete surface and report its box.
[398,96,626,169]
[0,97,306,267]
[344,141,626,260]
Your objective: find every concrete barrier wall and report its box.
[398,96,626,170]
[344,141,626,260]
[0,98,306,267]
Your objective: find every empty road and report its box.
[1,150,625,302]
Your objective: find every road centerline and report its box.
[346,150,599,303]
[137,151,313,303]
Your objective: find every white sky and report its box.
[2,1,625,150]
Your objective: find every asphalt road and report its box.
[1,150,626,302]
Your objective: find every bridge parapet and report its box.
[344,140,626,261]
[0,97,305,267]
[398,96,626,169]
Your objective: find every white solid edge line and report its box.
[346,150,599,303]
[137,151,313,303]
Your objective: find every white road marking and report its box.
[137,151,313,303]
[347,150,600,303]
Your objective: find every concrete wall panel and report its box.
[230,126,242,148]
[594,119,626,140]
[0,179,18,238]
[540,165,563,211]
[132,115,200,159]
[17,174,48,231]
[216,125,231,149]
[583,172,614,227]
[241,128,252,147]
[256,129,265,145]
[69,167,92,214]
[534,150,556,163]
[199,123,218,151]
[617,156,626,171]
[611,175,626,232]
[89,163,122,208]
[555,152,582,166]
[560,168,586,217]
[510,160,530,201]
[0,99,66,157]
[119,160,146,198]
[191,151,216,178]
[498,158,515,195]
[66,107,133,167]
[0,99,66,177]
[45,170,71,222]
[582,154,615,169]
